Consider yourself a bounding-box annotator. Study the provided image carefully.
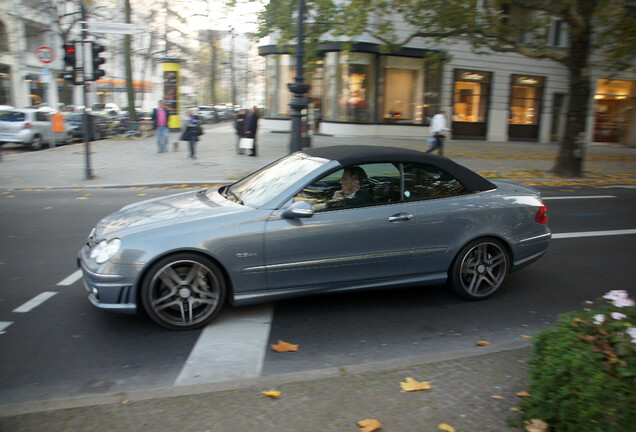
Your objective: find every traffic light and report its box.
[91,42,106,81]
[60,42,76,83]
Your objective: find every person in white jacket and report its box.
[427,110,451,156]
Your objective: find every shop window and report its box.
[337,53,374,122]
[509,75,544,125]
[452,69,491,138]
[264,55,296,119]
[594,79,636,143]
[382,57,421,124]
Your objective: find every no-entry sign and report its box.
[35,46,55,64]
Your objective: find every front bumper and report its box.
[77,251,139,314]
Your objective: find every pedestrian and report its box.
[151,100,169,153]
[234,109,246,154]
[427,110,451,156]
[183,109,200,159]
[243,106,259,157]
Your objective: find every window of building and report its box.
[336,53,375,122]
[509,75,544,125]
[452,70,491,124]
[594,79,636,143]
[381,57,421,124]
[264,55,296,118]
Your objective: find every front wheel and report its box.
[449,238,509,300]
[141,253,226,330]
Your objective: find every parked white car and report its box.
[0,108,74,150]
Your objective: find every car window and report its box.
[0,111,25,122]
[403,163,468,201]
[295,162,401,211]
[224,153,327,208]
[36,112,49,122]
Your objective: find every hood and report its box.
[93,189,243,240]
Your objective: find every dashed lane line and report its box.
[13,291,58,313]
[57,270,82,286]
[0,321,13,334]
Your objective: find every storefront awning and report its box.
[96,79,155,92]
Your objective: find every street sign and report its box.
[35,46,55,64]
[88,22,136,34]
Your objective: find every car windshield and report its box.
[222,153,328,208]
[0,111,26,122]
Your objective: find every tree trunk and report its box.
[124,0,136,122]
[552,0,596,177]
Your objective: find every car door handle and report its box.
[388,213,413,222]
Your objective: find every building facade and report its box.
[259,18,636,146]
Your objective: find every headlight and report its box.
[90,238,121,264]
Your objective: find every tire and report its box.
[140,253,226,330]
[30,135,43,151]
[63,133,73,146]
[448,238,509,300]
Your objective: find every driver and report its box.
[325,166,372,209]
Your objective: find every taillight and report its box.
[22,122,31,129]
[535,201,548,224]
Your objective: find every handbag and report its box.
[180,129,189,141]
[239,138,254,149]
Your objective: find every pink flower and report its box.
[603,290,634,307]
[611,312,627,320]
[593,314,605,325]
[628,328,636,344]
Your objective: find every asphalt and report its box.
[0,123,635,432]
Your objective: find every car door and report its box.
[401,162,474,276]
[263,163,416,291]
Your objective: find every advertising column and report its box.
[161,59,183,132]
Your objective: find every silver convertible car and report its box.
[78,145,551,330]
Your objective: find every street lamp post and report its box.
[288,0,310,153]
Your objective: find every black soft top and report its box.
[301,145,496,193]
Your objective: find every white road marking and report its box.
[174,304,273,386]
[57,270,82,286]
[0,321,13,334]
[543,195,616,200]
[552,229,636,239]
[13,291,58,313]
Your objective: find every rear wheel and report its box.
[449,238,509,300]
[30,135,43,151]
[141,253,226,330]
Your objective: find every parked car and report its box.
[78,145,551,330]
[0,108,74,150]
[65,112,117,141]
[92,103,121,117]
[197,106,217,123]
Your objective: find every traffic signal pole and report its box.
[80,2,93,180]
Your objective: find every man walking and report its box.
[244,106,259,156]
[152,100,169,153]
[427,110,451,156]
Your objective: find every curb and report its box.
[0,339,531,417]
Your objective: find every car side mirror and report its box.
[282,201,314,219]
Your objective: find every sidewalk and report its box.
[0,343,532,432]
[1,122,635,190]
[0,125,634,431]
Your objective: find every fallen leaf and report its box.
[262,390,281,398]
[137,193,148,197]
[521,335,533,339]
[76,197,88,200]
[271,340,299,352]
[510,407,521,412]
[491,395,504,399]
[438,423,456,432]
[525,419,549,432]
[121,400,129,405]
[356,419,382,432]
[477,340,491,346]
[516,391,533,398]
[400,377,431,392]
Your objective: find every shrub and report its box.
[519,290,636,431]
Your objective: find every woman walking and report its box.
[185,109,200,159]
